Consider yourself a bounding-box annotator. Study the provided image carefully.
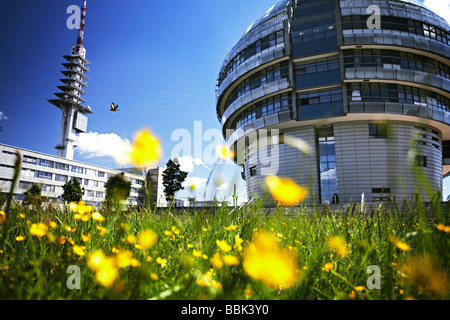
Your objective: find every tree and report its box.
[24,184,42,208]
[162,159,188,201]
[105,173,131,208]
[61,178,84,204]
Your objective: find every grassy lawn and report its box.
[0,197,448,300]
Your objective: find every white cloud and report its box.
[74,132,131,164]
[0,111,7,121]
[423,0,450,23]
[176,156,206,173]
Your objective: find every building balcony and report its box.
[216,44,287,109]
[345,68,450,94]
[221,78,292,126]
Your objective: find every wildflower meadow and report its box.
[0,129,449,301]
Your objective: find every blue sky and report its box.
[0,0,449,202]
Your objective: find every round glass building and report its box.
[216,0,450,204]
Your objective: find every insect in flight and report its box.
[110,102,119,112]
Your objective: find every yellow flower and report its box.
[138,229,157,250]
[243,231,300,288]
[150,273,159,280]
[327,236,351,258]
[222,255,240,266]
[0,211,6,224]
[171,226,180,235]
[243,288,253,299]
[58,236,66,245]
[216,144,234,160]
[234,234,244,252]
[92,212,105,222]
[97,226,107,236]
[348,290,356,299]
[49,221,57,229]
[69,201,93,215]
[390,237,411,251]
[225,225,238,231]
[69,202,78,211]
[95,259,119,289]
[164,230,173,236]
[436,224,450,233]
[87,250,107,272]
[265,175,308,206]
[216,240,232,252]
[354,286,365,292]
[15,235,26,241]
[115,250,134,268]
[192,249,202,258]
[29,223,48,238]
[187,244,194,249]
[126,234,137,244]
[72,245,86,256]
[81,234,91,242]
[19,213,25,219]
[202,227,208,232]
[128,129,162,168]
[156,257,167,268]
[322,262,334,272]
[211,253,224,269]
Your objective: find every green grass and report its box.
[0,196,448,300]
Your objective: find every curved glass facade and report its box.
[216,0,450,204]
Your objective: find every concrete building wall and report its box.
[334,120,442,203]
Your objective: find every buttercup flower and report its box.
[0,211,6,224]
[87,250,107,272]
[92,212,105,222]
[243,231,300,288]
[128,129,162,168]
[126,234,137,244]
[138,229,157,250]
[225,225,238,231]
[327,236,351,258]
[29,223,48,238]
[15,235,26,241]
[216,240,232,252]
[193,250,202,258]
[265,175,308,206]
[322,262,334,272]
[156,257,167,268]
[391,237,411,251]
[222,255,240,266]
[73,245,86,256]
[211,253,224,269]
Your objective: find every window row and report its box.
[226,61,289,110]
[343,49,450,80]
[342,15,450,46]
[218,30,284,86]
[293,23,336,43]
[296,56,339,75]
[233,93,292,129]
[298,88,343,106]
[347,83,450,112]
[21,155,108,178]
